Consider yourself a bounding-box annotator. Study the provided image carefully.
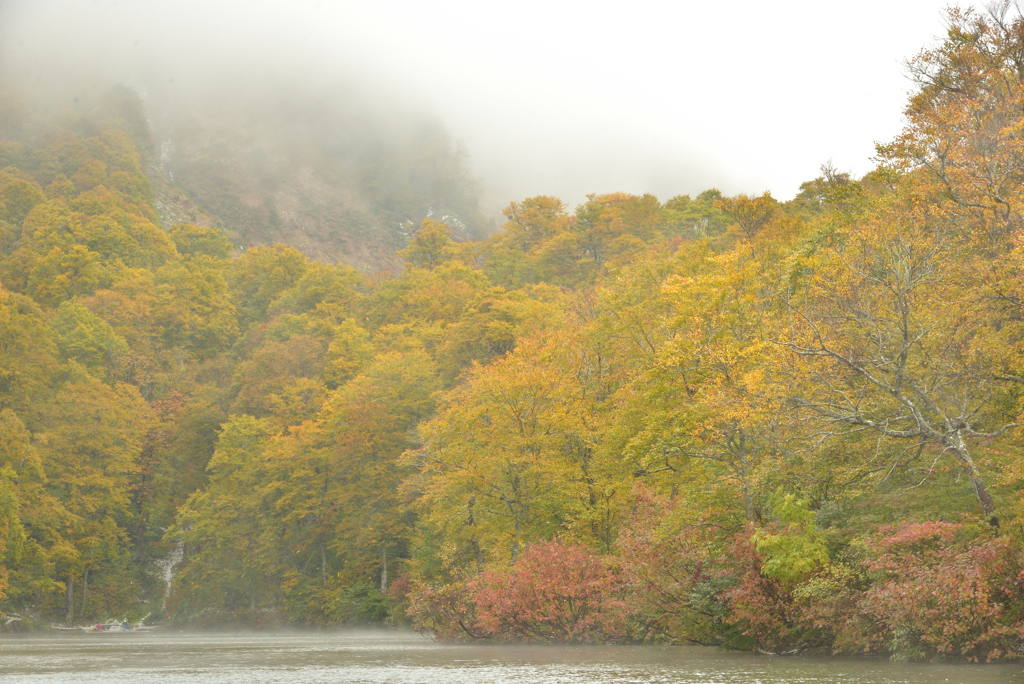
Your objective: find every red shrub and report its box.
[785,522,1024,661]
[470,540,630,643]
[855,523,1024,661]
[384,573,414,626]
[722,528,811,652]
[615,485,733,644]
[406,579,479,641]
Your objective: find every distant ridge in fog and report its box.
[147,77,487,272]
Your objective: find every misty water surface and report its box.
[1,631,1021,683]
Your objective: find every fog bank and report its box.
[1,0,988,213]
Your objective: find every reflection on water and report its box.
[1,631,1021,683]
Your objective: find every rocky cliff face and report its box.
[142,81,488,272]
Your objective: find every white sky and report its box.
[0,0,990,209]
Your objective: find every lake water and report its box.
[1,631,1022,683]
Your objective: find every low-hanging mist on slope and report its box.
[145,76,488,272]
[1,9,490,273]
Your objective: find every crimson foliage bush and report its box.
[409,511,1024,660]
[615,485,735,645]
[408,540,630,643]
[471,540,630,642]
[721,521,1024,660]
[406,579,480,641]
[852,523,1024,661]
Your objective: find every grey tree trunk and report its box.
[81,569,88,620]
[320,542,327,586]
[511,517,521,566]
[737,435,754,521]
[66,577,74,625]
[471,538,484,573]
[969,472,998,522]
[466,497,483,572]
[948,432,998,524]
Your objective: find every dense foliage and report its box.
[4,5,1024,662]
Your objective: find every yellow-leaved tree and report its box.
[405,332,609,574]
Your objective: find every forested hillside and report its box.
[3,6,1024,662]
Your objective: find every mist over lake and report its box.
[3,632,1022,684]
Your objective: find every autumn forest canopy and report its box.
[6,5,1024,662]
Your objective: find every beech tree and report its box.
[398,218,462,270]
[780,195,1016,524]
[653,245,786,522]
[406,334,600,570]
[171,415,277,623]
[878,4,1024,242]
[714,192,780,241]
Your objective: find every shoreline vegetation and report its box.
[5,4,1024,663]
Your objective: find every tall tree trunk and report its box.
[81,568,88,620]
[471,539,484,573]
[380,545,388,595]
[736,434,754,521]
[320,542,327,586]
[511,517,521,566]
[66,577,74,625]
[949,433,998,524]
[467,497,483,573]
[81,546,94,620]
[968,471,998,524]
